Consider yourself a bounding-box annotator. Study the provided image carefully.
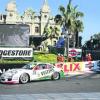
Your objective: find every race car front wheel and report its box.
[51,72,60,80]
[19,73,29,84]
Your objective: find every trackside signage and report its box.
[55,62,84,75]
[69,48,82,57]
[0,48,33,58]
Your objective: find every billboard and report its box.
[0,48,33,58]
[0,24,30,47]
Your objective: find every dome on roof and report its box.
[6,0,17,11]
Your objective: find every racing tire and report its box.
[19,73,29,84]
[51,72,60,80]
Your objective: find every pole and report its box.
[64,34,67,57]
[64,31,69,58]
[67,34,69,58]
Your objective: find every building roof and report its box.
[6,0,17,12]
[41,0,50,13]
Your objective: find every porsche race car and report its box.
[0,62,62,84]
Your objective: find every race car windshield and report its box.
[22,64,32,69]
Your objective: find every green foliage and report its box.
[33,52,57,63]
[0,52,57,64]
[0,59,30,64]
[83,33,100,49]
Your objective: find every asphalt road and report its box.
[0,73,100,95]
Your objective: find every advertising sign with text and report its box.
[55,62,84,75]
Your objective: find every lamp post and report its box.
[64,31,71,58]
[90,36,93,53]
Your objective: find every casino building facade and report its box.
[0,0,77,51]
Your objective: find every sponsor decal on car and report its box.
[41,69,54,76]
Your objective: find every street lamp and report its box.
[90,36,93,53]
[64,31,71,58]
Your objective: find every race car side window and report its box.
[34,64,53,70]
[46,64,53,69]
[34,64,45,70]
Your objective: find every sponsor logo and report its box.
[55,62,83,73]
[0,48,33,58]
[69,48,82,57]
[41,69,54,76]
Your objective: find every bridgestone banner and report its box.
[0,48,33,58]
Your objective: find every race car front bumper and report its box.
[0,77,19,84]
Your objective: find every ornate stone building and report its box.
[0,0,60,50]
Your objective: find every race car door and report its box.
[33,64,54,80]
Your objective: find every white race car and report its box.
[0,62,61,84]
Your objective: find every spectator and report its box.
[87,53,92,61]
[57,54,61,62]
[60,54,64,62]
[68,56,74,62]
[57,54,64,62]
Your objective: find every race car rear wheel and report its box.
[19,73,29,84]
[51,72,60,80]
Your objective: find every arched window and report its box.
[35,27,39,33]
[44,15,47,18]
[0,15,2,20]
[9,13,13,17]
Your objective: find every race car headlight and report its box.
[9,70,18,75]
[1,70,18,78]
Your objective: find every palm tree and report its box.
[55,0,84,56]
[43,25,60,45]
[59,0,74,33]
[72,6,84,48]
[58,0,76,56]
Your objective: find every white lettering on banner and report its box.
[0,48,33,57]
[69,48,82,57]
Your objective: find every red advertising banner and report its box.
[55,62,84,75]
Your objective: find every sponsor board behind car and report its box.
[0,62,61,84]
[93,60,100,72]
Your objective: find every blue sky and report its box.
[0,0,100,45]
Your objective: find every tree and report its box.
[43,26,60,45]
[72,6,84,48]
[83,33,100,50]
[55,0,84,56]
[58,0,75,57]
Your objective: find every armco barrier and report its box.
[0,60,99,75]
[55,61,99,75]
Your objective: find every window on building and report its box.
[0,15,2,20]
[44,15,47,18]
[35,27,39,33]
[54,41,56,46]
[9,13,13,17]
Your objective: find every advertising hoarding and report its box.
[0,47,33,58]
[69,48,82,58]
[0,24,30,47]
